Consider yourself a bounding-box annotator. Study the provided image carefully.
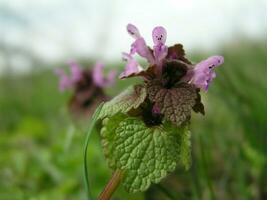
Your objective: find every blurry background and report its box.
[0,0,267,199]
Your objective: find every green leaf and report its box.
[98,85,147,119]
[101,113,128,169]
[180,126,192,170]
[101,116,191,193]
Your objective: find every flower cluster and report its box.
[55,61,116,117]
[55,61,116,91]
[119,23,224,126]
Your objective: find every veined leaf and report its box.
[98,85,147,119]
[101,115,191,193]
[146,80,203,126]
[180,126,192,170]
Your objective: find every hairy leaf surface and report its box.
[101,116,191,193]
[146,80,201,126]
[99,85,147,119]
[180,126,192,170]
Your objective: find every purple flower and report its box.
[55,68,73,91]
[152,26,168,72]
[127,23,155,64]
[127,23,141,39]
[117,23,225,128]
[122,24,170,79]
[92,62,116,87]
[55,61,116,92]
[190,56,224,91]
[119,53,144,79]
[122,23,224,92]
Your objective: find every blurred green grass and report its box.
[0,39,267,200]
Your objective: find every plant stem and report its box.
[98,170,124,200]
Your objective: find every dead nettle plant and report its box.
[55,61,116,119]
[84,23,224,200]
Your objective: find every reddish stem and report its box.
[98,170,124,200]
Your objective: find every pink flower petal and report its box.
[153,44,168,66]
[191,55,224,91]
[131,38,155,64]
[119,52,144,79]
[152,26,167,45]
[152,26,168,68]
[127,23,141,39]
[126,23,155,64]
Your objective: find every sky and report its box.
[0,0,267,73]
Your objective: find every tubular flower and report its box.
[119,53,144,79]
[127,23,155,64]
[189,56,224,91]
[152,26,168,68]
